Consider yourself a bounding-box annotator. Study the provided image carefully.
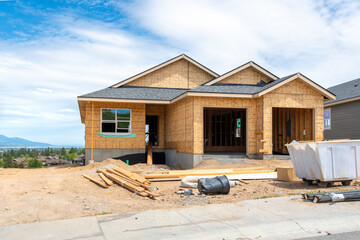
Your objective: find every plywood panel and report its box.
[217,67,272,85]
[125,59,214,89]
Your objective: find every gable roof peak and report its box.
[111,54,219,88]
[204,61,278,86]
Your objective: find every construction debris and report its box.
[82,174,109,188]
[198,175,231,195]
[82,163,159,198]
[302,190,360,203]
[145,168,276,181]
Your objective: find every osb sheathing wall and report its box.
[146,105,165,149]
[125,59,214,89]
[164,97,194,154]
[85,102,145,150]
[262,78,325,154]
[192,97,259,155]
[217,67,272,85]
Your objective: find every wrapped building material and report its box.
[198,175,230,194]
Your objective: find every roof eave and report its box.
[324,96,360,107]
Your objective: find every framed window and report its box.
[324,108,331,130]
[101,109,131,134]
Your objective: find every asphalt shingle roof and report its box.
[325,78,360,104]
[80,86,187,101]
[79,73,333,101]
[189,84,263,94]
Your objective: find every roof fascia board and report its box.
[112,54,218,88]
[77,97,170,104]
[255,73,336,100]
[324,96,360,107]
[205,61,278,86]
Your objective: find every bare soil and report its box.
[0,159,358,226]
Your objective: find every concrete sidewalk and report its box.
[1,196,360,240]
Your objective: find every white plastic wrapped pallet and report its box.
[286,140,360,182]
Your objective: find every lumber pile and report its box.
[82,166,159,198]
[145,168,277,181]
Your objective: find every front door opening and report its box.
[272,108,314,154]
[204,108,246,152]
[146,116,158,146]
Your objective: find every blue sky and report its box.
[1,0,360,146]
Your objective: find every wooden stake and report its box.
[98,172,113,186]
[147,143,153,165]
[82,174,108,188]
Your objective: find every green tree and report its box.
[60,147,66,156]
[18,162,25,168]
[0,160,4,168]
[28,158,42,168]
[69,147,77,154]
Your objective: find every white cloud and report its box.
[2,1,360,145]
[121,0,360,87]
[0,14,177,145]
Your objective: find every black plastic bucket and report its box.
[197,175,230,194]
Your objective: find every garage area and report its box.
[272,107,314,154]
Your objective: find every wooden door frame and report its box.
[203,107,248,154]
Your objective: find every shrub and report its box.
[18,162,25,168]
[28,158,42,168]
[0,160,4,168]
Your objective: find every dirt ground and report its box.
[0,158,359,226]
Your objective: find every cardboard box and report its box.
[276,167,298,182]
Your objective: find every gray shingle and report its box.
[189,84,262,94]
[79,86,187,101]
[325,78,360,104]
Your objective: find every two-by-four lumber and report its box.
[112,165,149,184]
[82,174,109,188]
[97,169,148,197]
[98,172,113,186]
[105,168,151,190]
[145,169,275,179]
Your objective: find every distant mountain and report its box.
[0,134,52,147]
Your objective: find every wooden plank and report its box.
[147,172,277,181]
[145,170,276,179]
[282,108,287,153]
[273,108,278,153]
[97,169,150,197]
[105,168,151,190]
[112,165,149,184]
[98,173,113,186]
[82,174,109,188]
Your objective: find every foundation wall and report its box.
[125,59,214,89]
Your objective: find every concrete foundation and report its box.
[85,148,145,164]
[164,149,202,169]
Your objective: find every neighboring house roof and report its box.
[325,78,360,106]
[111,54,219,88]
[204,61,279,86]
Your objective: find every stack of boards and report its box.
[82,166,160,198]
[145,167,277,182]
